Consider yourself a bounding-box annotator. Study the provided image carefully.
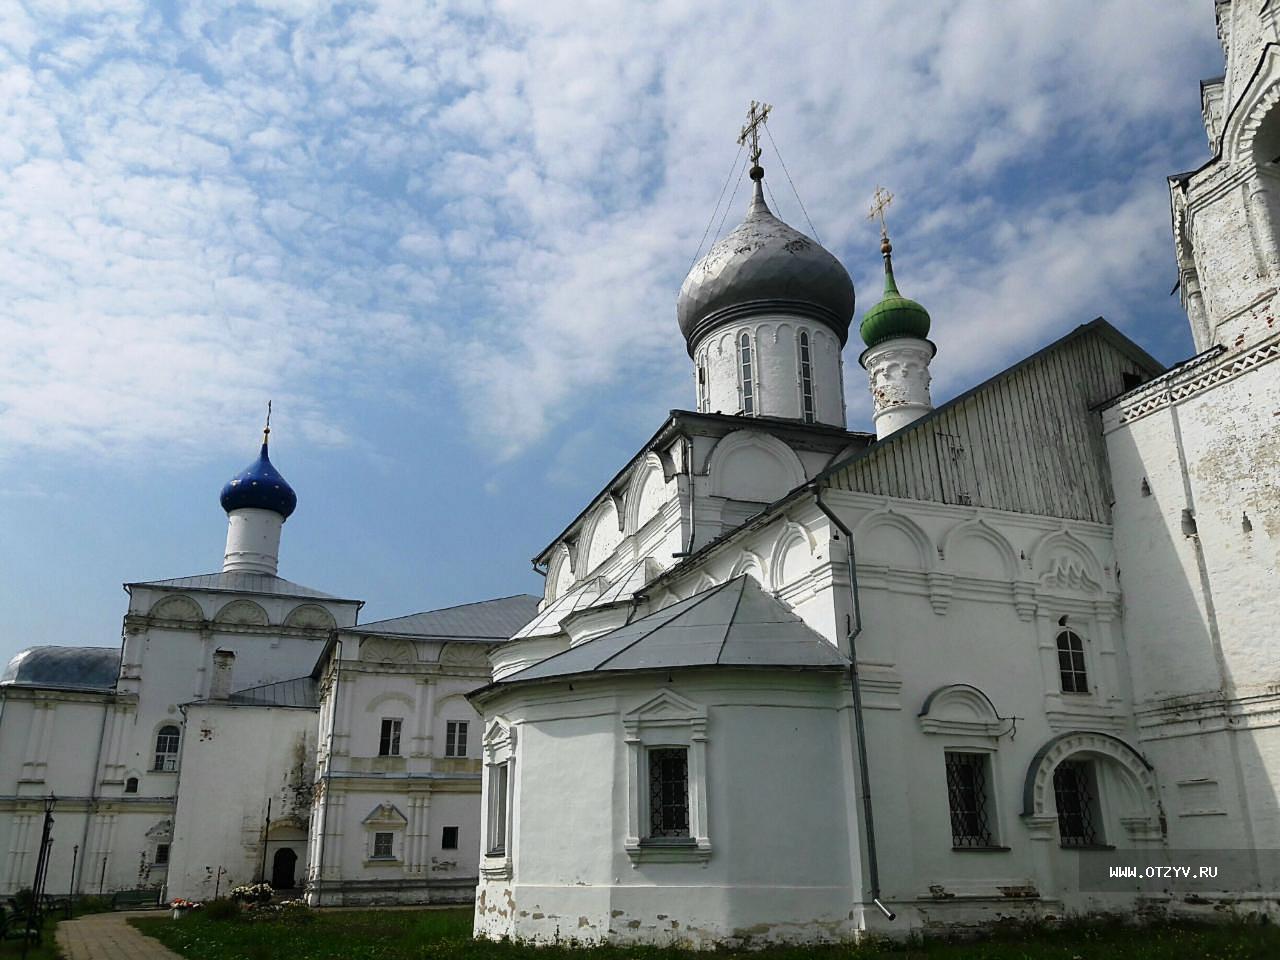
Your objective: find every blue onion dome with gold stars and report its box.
[219,428,297,520]
[859,233,931,348]
[677,165,855,356]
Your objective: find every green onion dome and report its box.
[859,236,931,348]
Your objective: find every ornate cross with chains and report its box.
[738,100,773,166]
[867,185,894,237]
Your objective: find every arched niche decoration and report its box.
[434,692,479,726]
[1223,46,1280,164]
[440,642,491,667]
[149,595,203,622]
[364,690,414,713]
[1020,731,1161,831]
[729,550,767,587]
[626,454,672,533]
[546,543,574,603]
[707,430,807,504]
[769,520,817,590]
[214,599,269,626]
[360,636,416,664]
[1030,528,1105,594]
[583,499,622,575]
[940,517,1019,581]
[284,604,336,630]
[691,573,718,597]
[853,509,934,572]
[917,684,1005,737]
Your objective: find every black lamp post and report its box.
[21,794,56,958]
[67,843,79,919]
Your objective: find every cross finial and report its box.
[867,186,894,239]
[263,400,272,442]
[738,100,773,170]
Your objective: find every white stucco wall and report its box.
[474,671,858,947]
[693,316,845,426]
[167,701,316,901]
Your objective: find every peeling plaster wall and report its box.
[1105,336,1280,871]
[167,702,316,901]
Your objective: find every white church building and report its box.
[468,1,1280,946]
[0,0,1277,946]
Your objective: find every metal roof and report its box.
[356,594,540,640]
[128,571,354,603]
[498,576,847,685]
[1,646,120,691]
[226,676,318,709]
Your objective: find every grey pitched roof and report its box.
[498,576,847,685]
[226,676,318,709]
[128,571,354,603]
[1,646,120,692]
[356,594,540,641]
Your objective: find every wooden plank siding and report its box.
[827,322,1161,524]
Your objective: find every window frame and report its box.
[154,843,170,866]
[623,690,711,863]
[738,331,756,416]
[441,826,459,851]
[1056,630,1089,694]
[153,725,181,772]
[1054,759,1106,848]
[645,746,692,840]
[480,719,516,880]
[798,330,815,423]
[378,717,403,757]
[445,720,469,758]
[371,831,395,860]
[944,751,1001,849]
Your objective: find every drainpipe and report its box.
[810,483,895,922]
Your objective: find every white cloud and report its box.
[0,0,1215,468]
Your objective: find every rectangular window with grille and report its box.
[378,718,402,756]
[1054,760,1101,847]
[445,720,468,757]
[155,843,170,865]
[372,832,394,859]
[945,752,995,847]
[647,747,691,839]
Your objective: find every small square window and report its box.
[441,826,459,850]
[647,747,690,839]
[379,718,402,757]
[445,721,468,758]
[945,752,995,847]
[372,832,394,859]
[155,843,170,865]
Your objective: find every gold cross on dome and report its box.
[867,185,894,237]
[738,100,773,166]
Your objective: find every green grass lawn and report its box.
[0,915,60,960]
[130,907,1280,960]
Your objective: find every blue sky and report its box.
[0,1,1223,666]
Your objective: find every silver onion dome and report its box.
[677,170,855,355]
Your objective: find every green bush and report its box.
[201,898,240,921]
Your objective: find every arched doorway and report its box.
[271,847,298,890]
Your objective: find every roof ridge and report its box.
[713,577,748,665]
